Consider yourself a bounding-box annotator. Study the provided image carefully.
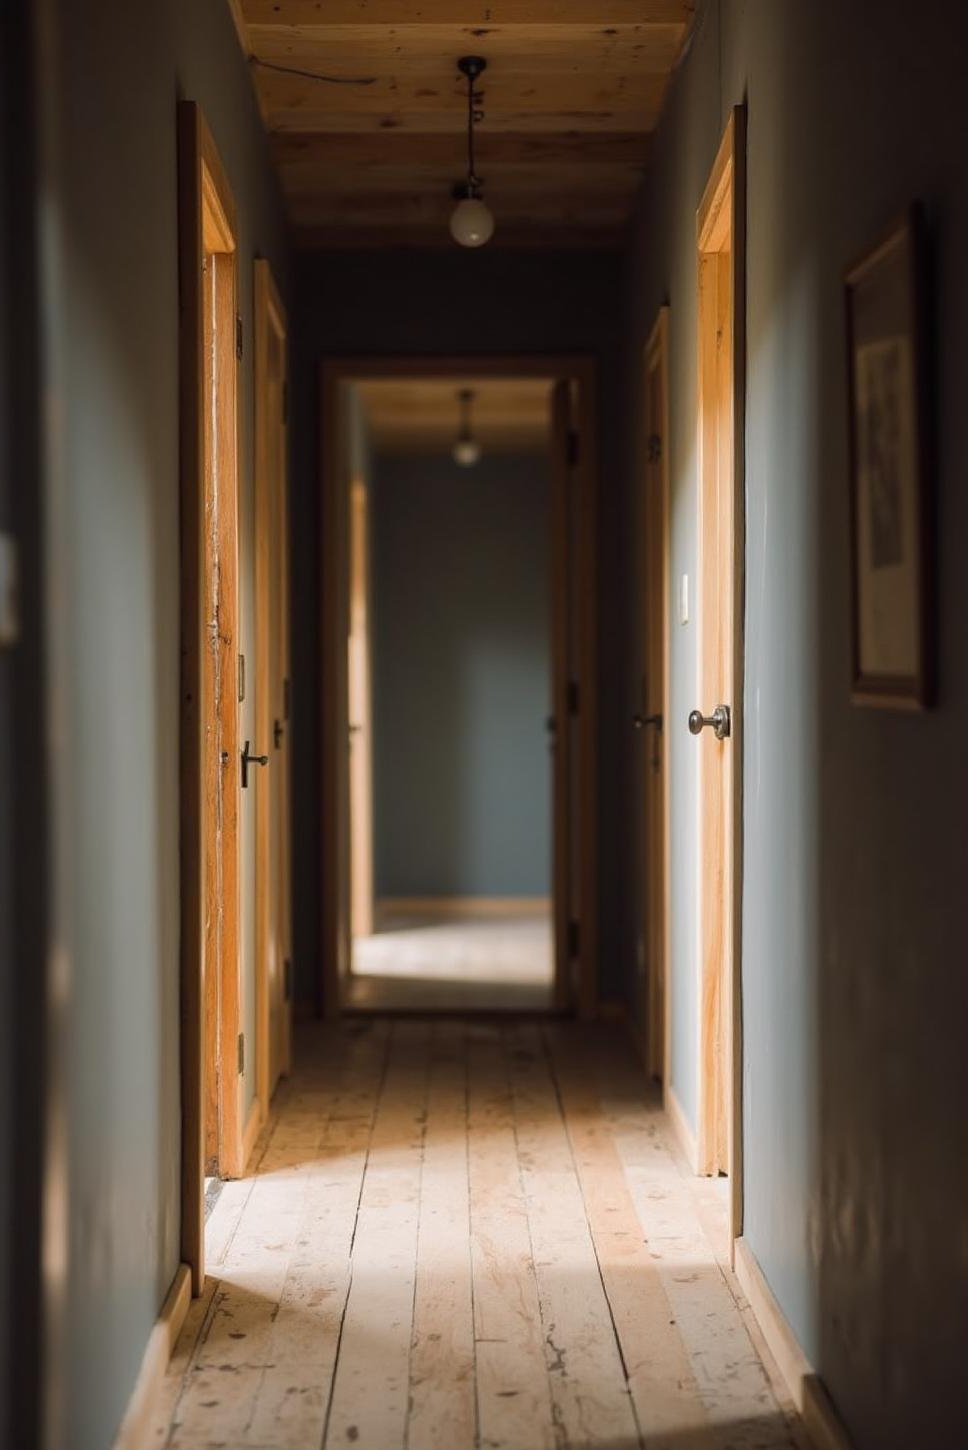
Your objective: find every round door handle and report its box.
[688,705,731,740]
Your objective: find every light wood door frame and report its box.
[642,308,671,1085]
[178,100,244,1291]
[254,256,291,1121]
[319,353,599,1020]
[695,106,746,1240]
[348,474,374,940]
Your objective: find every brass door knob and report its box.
[687,705,730,740]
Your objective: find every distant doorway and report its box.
[319,357,598,1018]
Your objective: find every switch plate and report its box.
[0,534,20,647]
[679,572,690,625]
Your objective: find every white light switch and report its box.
[679,572,690,626]
[0,534,19,648]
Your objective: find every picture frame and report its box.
[845,203,933,709]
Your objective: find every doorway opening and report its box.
[253,259,293,1121]
[319,357,598,1019]
[640,307,671,1086]
[694,106,746,1242]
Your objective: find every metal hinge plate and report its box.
[237,1032,245,1075]
[567,428,580,467]
[236,314,244,360]
[0,534,20,648]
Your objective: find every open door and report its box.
[550,380,579,1011]
[178,100,243,1288]
[641,308,671,1082]
[348,476,374,940]
[692,107,746,1206]
[254,258,291,1114]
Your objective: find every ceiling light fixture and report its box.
[450,56,494,248]
[452,389,482,466]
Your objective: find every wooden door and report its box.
[255,258,290,1113]
[694,108,745,1187]
[178,101,242,1288]
[348,476,374,940]
[274,325,293,1078]
[550,380,576,1010]
[642,309,670,1082]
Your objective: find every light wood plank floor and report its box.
[348,910,554,1011]
[152,1019,808,1450]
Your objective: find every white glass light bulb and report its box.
[449,196,495,248]
[453,436,482,467]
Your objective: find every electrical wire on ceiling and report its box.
[250,58,378,85]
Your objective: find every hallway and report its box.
[152,1020,802,1449]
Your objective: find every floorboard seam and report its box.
[319,1020,394,1449]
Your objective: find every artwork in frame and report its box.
[845,204,933,709]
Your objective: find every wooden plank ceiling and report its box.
[357,376,553,454]
[233,2,695,248]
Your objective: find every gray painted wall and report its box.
[291,250,624,1006]
[37,1,289,1444]
[371,452,551,898]
[623,2,968,1443]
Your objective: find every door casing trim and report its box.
[317,352,599,1020]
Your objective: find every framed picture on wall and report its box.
[845,204,933,709]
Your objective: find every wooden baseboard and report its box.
[665,1083,698,1171]
[733,1238,853,1450]
[378,896,551,919]
[802,1375,854,1450]
[733,1237,812,1406]
[112,1262,191,1450]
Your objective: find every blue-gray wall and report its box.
[36,1,290,1445]
[371,452,550,898]
[623,2,968,1444]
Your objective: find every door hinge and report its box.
[236,314,244,360]
[284,958,292,1002]
[567,679,580,716]
[568,919,580,960]
[566,428,580,467]
[0,533,20,648]
[237,1032,245,1076]
[238,652,246,703]
[648,432,662,463]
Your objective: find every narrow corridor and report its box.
[152,1021,805,1449]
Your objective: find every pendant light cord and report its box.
[463,64,485,194]
[466,68,478,192]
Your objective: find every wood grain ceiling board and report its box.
[235,1,695,247]
[357,376,554,453]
